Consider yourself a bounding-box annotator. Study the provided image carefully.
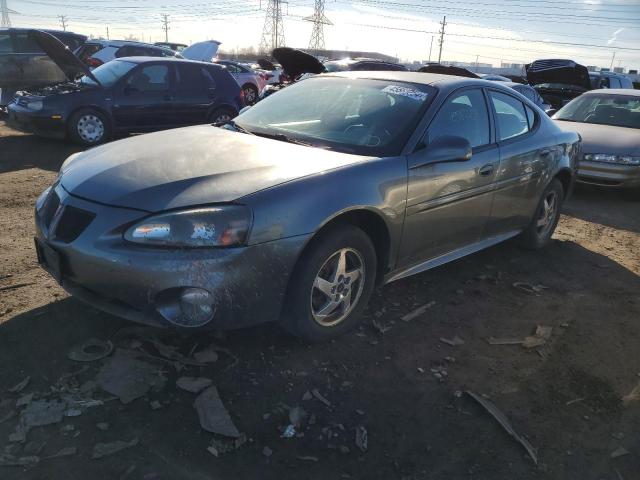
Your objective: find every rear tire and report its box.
[281,225,377,342]
[242,84,258,106]
[68,109,110,146]
[520,178,564,249]
[208,107,236,125]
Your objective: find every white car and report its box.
[213,60,265,105]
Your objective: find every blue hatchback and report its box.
[7,31,243,145]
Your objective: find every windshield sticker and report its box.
[382,85,429,101]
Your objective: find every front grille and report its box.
[53,205,95,243]
[40,190,60,230]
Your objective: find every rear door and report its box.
[485,90,554,235]
[171,62,213,126]
[399,87,499,267]
[112,62,175,130]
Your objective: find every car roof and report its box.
[583,88,640,97]
[324,70,509,89]
[86,39,169,48]
[112,56,225,67]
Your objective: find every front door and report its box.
[112,63,174,131]
[398,88,499,268]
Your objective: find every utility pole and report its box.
[475,54,479,72]
[609,51,616,70]
[428,35,433,62]
[106,27,109,40]
[58,14,68,31]
[161,14,170,42]
[259,0,285,54]
[437,15,446,64]
[305,0,331,56]
[1,0,11,28]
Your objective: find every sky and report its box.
[6,0,640,70]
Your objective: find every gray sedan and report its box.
[34,72,580,341]
[553,89,640,188]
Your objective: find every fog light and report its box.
[179,288,215,326]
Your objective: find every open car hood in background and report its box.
[29,29,100,85]
[417,64,480,78]
[181,40,221,62]
[257,58,276,71]
[272,47,326,78]
[526,59,591,90]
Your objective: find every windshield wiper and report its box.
[217,119,254,135]
[253,131,315,147]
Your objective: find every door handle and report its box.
[478,164,494,177]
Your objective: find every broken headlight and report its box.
[584,153,640,166]
[124,206,252,247]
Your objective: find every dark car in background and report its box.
[324,58,408,72]
[553,89,639,188]
[0,28,87,108]
[76,39,179,69]
[34,72,579,340]
[527,59,592,110]
[7,31,242,145]
[504,82,551,112]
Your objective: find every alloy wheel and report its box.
[310,248,365,327]
[243,86,257,105]
[535,190,558,237]
[213,112,232,124]
[76,114,105,143]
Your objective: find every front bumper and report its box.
[6,104,66,139]
[576,160,640,189]
[35,184,310,329]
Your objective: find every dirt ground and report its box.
[1,121,639,480]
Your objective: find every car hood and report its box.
[526,59,591,90]
[554,120,640,156]
[181,40,221,62]
[60,125,371,212]
[29,29,100,85]
[272,47,326,78]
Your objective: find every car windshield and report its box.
[80,60,137,87]
[235,77,435,156]
[555,94,640,129]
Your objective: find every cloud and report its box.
[607,28,625,45]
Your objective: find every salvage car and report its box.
[213,60,265,105]
[34,72,579,341]
[7,31,242,145]
[0,28,86,108]
[526,59,592,110]
[553,89,639,188]
[76,39,179,68]
[323,58,408,72]
[259,47,326,99]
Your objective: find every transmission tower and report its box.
[305,0,331,55]
[259,0,285,55]
[1,0,12,28]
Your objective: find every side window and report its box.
[201,68,217,89]
[0,33,13,53]
[144,47,165,57]
[126,65,169,92]
[525,105,536,130]
[13,33,43,53]
[176,64,204,91]
[489,91,529,141]
[428,89,490,148]
[609,77,621,89]
[222,63,239,74]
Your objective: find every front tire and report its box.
[520,178,564,249]
[282,225,377,342]
[68,109,110,146]
[242,84,258,106]
[208,107,235,124]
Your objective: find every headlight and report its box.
[124,206,252,247]
[584,153,640,166]
[35,186,52,211]
[26,100,43,111]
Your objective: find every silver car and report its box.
[34,72,579,341]
[214,60,264,105]
[554,89,640,188]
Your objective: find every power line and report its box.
[259,0,286,54]
[437,15,446,63]
[1,0,11,27]
[58,14,67,30]
[161,13,170,42]
[305,0,332,55]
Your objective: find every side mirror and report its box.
[418,135,472,165]
[546,108,557,117]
